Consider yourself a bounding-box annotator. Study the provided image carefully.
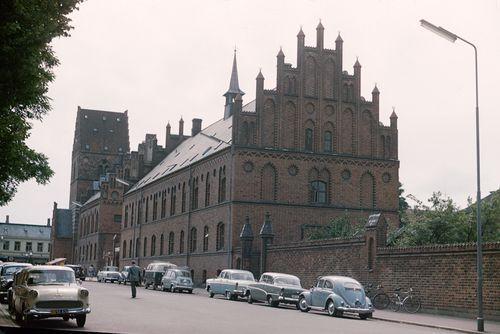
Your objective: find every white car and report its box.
[96,266,120,283]
[206,269,255,300]
[11,265,90,327]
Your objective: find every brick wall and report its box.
[265,235,500,319]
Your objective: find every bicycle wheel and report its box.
[389,298,401,312]
[372,293,390,310]
[403,295,421,313]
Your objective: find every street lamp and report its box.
[420,19,483,332]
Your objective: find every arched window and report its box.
[124,205,129,228]
[305,56,317,96]
[170,186,177,216]
[179,230,185,254]
[161,190,167,218]
[145,197,149,223]
[181,182,186,213]
[160,234,164,255]
[131,203,135,226]
[135,238,140,257]
[202,270,207,284]
[189,227,197,253]
[151,235,156,256]
[205,172,211,207]
[236,258,241,269]
[94,243,97,260]
[260,164,277,202]
[203,226,209,252]
[128,239,132,258]
[216,222,225,251]
[143,237,148,257]
[342,84,349,102]
[168,232,174,255]
[311,180,327,204]
[305,128,314,151]
[191,177,199,210]
[123,241,127,259]
[324,131,333,153]
[218,166,226,203]
[360,172,376,208]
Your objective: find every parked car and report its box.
[10,265,90,327]
[117,266,131,285]
[161,268,193,293]
[144,262,177,290]
[206,269,255,300]
[0,262,32,303]
[96,266,120,283]
[297,276,374,319]
[65,265,86,281]
[246,272,305,307]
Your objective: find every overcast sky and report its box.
[1,0,499,225]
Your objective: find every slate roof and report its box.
[55,209,73,238]
[83,192,101,206]
[0,222,51,240]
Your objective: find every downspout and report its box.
[186,164,193,267]
[228,147,234,268]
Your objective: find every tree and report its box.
[398,182,409,226]
[0,0,82,205]
[308,213,364,240]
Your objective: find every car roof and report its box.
[262,272,299,279]
[2,262,32,267]
[223,269,253,274]
[26,265,73,272]
[320,276,361,284]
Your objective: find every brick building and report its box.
[120,23,400,285]
[49,203,73,261]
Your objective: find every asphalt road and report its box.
[1,281,461,334]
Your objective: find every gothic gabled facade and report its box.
[119,23,400,285]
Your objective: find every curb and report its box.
[373,316,481,334]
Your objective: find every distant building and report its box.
[0,215,51,264]
[50,203,73,261]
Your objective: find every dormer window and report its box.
[102,116,107,121]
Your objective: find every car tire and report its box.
[298,296,310,313]
[207,287,214,298]
[359,313,371,320]
[267,295,278,307]
[188,289,193,294]
[333,309,343,318]
[63,315,70,321]
[225,291,232,300]
[247,293,253,304]
[170,285,174,293]
[76,314,86,328]
[161,284,166,292]
[327,300,335,316]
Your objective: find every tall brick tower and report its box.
[69,107,130,206]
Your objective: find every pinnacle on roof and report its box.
[372,84,380,94]
[277,47,284,58]
[224,50,245,97]
[317,20,324,30]
[354,57,361,67]
[240,216,254,240]
[297,26,305,37]
[259,212,274,237]
[235,93,242,101]
[256,69,264,80]
[391,108,398,118]
[336,32,343,43]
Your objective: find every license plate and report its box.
[51,309,67,315]
[291,295,299,298]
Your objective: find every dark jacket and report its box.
[127,265,141,282]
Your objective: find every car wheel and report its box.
[170,285,174,293]
[207,287,214,298]
[63,315,70,321]
[161,284,166,292]
[359,313,371,320]
[76,314,86,328]
[298,296,310,312]
[247,293,253,304]
[333,309,344,318]
[188,289,193,294]
[225,291,232,300]
[327,300,335,316]
[145,284,148,290]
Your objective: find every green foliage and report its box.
[0,0,82,205]
[398,182,409,226]
[308,213,364,240]
[391,190,500,246]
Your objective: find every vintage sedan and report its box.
[297,276,373,319]
[96,266,120,283]
[161,268,193,293]
[246,272,305,307]
[0,263,32,303]
[144,262,177,290]
[206,269,255,300]
[65,265,86,281]
[117,266,131,285]
[10,266,90,327]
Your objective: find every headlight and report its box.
[29,290,38,298]
[80,289,89,297]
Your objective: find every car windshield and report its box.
[231,272,254,281]
[274,276,301,286]
[2,266,28,276]
[27,270,76,285]
[179,271,191,278]
[344,282,362,291]
[106,267,119,272]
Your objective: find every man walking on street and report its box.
[127,261,141,298]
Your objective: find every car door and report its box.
[311,279,325,307]
[254,275,268,301]
[321,279,335,306]
[213,271,225,294]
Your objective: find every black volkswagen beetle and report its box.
[144,262,177,290]
[0,262,32,303]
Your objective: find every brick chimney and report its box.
[5,215,9,224]
[47,218,51,227]
[191,118,202,136]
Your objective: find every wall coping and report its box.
[378,241,500,255]
[267,236,365,251]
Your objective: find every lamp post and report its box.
[420,19,483,332]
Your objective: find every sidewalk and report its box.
[374,310,500,334]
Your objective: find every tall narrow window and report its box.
[191,177,199,210]
[305,128,314,151]
[216,222,225,251]
[203,226,209,252]
[324,131,332,153]
[135,238,140,257]
[161,190,167,218]
[151,235,156,256]
[129,240,132,258]
[123,241,127,259]
[170,186,176,215]
[168,232,174,255]
[179,231,185,254]
[189,227,197,253]
[310,180,327,204]
[218,167,226,203]
[131,203,135,226]
[152,193,157,220]
[145,197,149,223]
[160,234,164,255]
[143,237,148,257]
[205,172,211,207]
[181,182,186,213]
[124,205,129,228]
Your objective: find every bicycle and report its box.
[364,283,391,310]
[389,287,421,313]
